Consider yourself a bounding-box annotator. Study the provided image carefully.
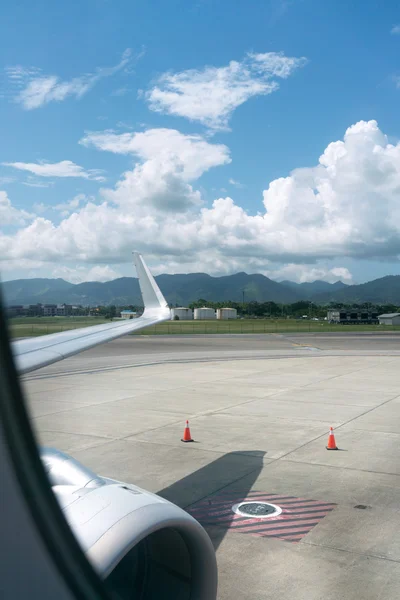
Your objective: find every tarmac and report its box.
[21,332,400,600]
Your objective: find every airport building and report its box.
[378,313,400,326]
[327,309,379,324]
[120,310,137,319]
[194,307,216,320]
[7,303,80,318]
[216,308,237,320]
[170,307,193,320]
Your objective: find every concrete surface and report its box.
[21,332,400,600]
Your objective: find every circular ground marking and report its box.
[231,501,282,519]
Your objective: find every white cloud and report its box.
[81,128,231,211]
[22,177,55,188]
[54,194,87,216]
[273,264,353,284]
[111,87,130,97]
[229,178,244,188]
[393,75,400,89]
[51,264,122,284]
[0,176,15,185]
[145,52,307,130]
[3,160,105,181]
[7,49,131,110]
[33,202,48,214]
[391,24,400,35]
[1,120,399,277]
[0,191,34,226]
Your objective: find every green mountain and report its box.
[1,272,301,306]
[313,275,400,304]
[2,273,399,307]
[1,278,74,305]
[280,280,348,299]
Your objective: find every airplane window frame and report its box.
[0,294,109,600]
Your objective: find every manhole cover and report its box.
[232,501,282,519]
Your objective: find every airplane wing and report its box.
[12,252,171,375]
[6,253,218,598]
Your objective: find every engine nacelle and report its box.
[40,448,217,600]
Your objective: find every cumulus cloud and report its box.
[145,51,307,130]
[391,24,400,35]
[273,264,353,284]
[6,49,131,110]
[1,120,399,279]
[0,191,34,226]
[81,128,231,211]
[3,160,105,181]
[54,194,88,217]
[32,202,48,214]
[51,264,122,284]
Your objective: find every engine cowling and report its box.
[40,448,218,600]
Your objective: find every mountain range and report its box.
[2,272,399,306]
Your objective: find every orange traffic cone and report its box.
[181,420,194,443]
[326,426,338,450]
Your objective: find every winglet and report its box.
[133,252,169,314]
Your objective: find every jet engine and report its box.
[40,448,218,600]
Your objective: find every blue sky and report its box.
[0,0,399,284]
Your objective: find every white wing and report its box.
[12,252,170,374]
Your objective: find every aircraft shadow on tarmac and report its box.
[157,451,265,551]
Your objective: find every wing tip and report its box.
[132,252,169,314]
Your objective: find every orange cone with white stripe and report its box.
[326,426,338,450]
[181,420,194,443]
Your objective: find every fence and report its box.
[9,319,400,338]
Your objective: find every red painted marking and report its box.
[187,490,336,543]
[228,519,320,533]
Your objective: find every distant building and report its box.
[120,309,137,320]
[327,310,378,324]
[216,308,237,320]
[6,305,25,318]
[170,307,193,320]
[42,304,57,316]
[56,304,72,316]
[194,307,216,320]
[378,313,400,326]
[327,310,340,322]
[7,303,83,318]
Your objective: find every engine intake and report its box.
[40,448,217,600]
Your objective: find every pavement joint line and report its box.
[21,351,400,381]
[281,459,400,478]
[29,405,90,418]
[36,429,112,442]
[204,360,386,421]
[298,540,400,564]
[35,428,111,440]
[299,361,394,390]
[259,376,400,465]
[120,436,269,461]
[21,355,312,381]
[117,416,190,441]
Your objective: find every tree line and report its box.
[186,300,400,319]
[85,301,400,320]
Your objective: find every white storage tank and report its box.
[170,307,193,320]
[217,308,237,320]
[194,307,216,320]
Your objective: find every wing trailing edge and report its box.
[12,253,171,374]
